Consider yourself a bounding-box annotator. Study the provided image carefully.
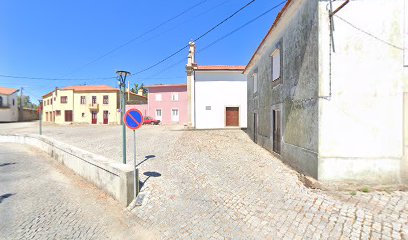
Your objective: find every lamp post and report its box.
[38,99,43,135]
[117,70,131,164]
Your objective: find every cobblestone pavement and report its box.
[0,143,156,240]
[1,122,408,239]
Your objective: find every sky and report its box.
[0,0,286,101]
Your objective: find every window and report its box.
[61,96,67,104]
[272,49,281,81]
[56,110,61,116]
[155,94,162,101]
[156,109,162,117]
[80,96,86,105]
[0,96,2,107]
[92,96,96,105]
[171,93,179,101]
[12,99,15,106]
[171,109,179,121]
[205,106,211,110]
[50,98,53,105]
[103,95,109,104]
[47,99,50,105]
[82,113,85,117]
[253,73,258,93]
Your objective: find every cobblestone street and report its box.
[1,122,408,239]
[0,143,155,240]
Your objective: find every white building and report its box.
[0,87,19,122]
[186,42,247,129]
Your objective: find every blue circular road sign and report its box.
[124,109,143,130]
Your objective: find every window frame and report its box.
[271,49,281,81]
[61,96,67,104]
[155,109,162,117]
[155,94,162,101]
[171,93,179,101]
[80,96,86,105]
[103,95,109,105]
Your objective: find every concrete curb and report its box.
[0,134,135,207]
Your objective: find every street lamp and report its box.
[116,70,131,164]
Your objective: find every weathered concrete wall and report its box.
[0,93,18,122]
[20,108,39,121]
[0,134,135,206]
[247,0,319,177]
[318,0,406,183]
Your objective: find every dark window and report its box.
[0,96,2,107]
[103,95,109,104]
[205,106,211,110]
[80,96,86,104]
[92,96,97,105]
[56,110,61,116]
[50,98,53,104]
[61,96,67,104]
[12,99,15,106]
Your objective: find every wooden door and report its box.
[226,107,239,126]
[64,110,73,122]
[103,111,108,124]
[92,111,97,124]
[272,109,281,154]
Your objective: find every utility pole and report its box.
[38,99,43,135]
[116,70,131,164]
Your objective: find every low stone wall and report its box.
[21,108,39,121]
[0,134,135,206]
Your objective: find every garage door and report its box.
[226,107,239,127]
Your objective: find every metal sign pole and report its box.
[133,130,139,199]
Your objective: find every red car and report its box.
[143,116,160,125]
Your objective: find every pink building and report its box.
[143,84,188,125]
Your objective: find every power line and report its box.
[134,0,257,75]
[63,0,209,77]
[199,0,287,52]
[143,0,287,79]
[335,15,403,50]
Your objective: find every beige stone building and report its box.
[42,85,121,124]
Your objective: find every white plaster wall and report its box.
[318,0,406,183]
[195,71,247,129]
[0,93,18,122]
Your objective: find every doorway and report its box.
[253,113,258,143]
[64,110,73,122]
[91,111,97,124]
[226,107,239,126]
[272,108,281,154]
[103,111,108,124]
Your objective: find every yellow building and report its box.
[42,85,122,124]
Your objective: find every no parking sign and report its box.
[124,109,143,130]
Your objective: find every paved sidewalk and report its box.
[0,143,156,240]
[1,122,407,239]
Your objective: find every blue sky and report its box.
[0,0,285,101]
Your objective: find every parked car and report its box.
[143,116,160,125]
